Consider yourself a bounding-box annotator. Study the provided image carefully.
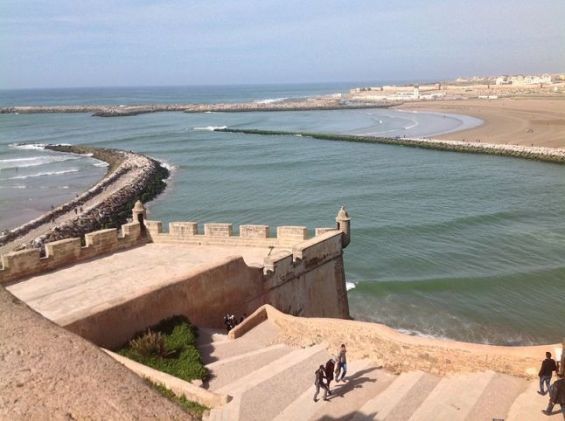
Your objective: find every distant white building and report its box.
[495,76,511,85]
[509,73,552,85]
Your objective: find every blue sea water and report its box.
[0,84,563,345]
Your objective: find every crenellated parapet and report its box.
[0,202,352,300]
[0,221,143,285]
[142,219,345,249]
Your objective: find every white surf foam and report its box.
[254,97,288,104]
[346,281,356,291]
[193,126,227,131]
[0,155,80,170]
[8,168,80,180]
[93,161,109,167]
[396,328,449,341]
[160,161,176,172]
[9,143,48,151]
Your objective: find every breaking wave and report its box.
[254,97,288,104]
[8,168,80,180]
[193,126,227,131]
[9,143,47,150]
[346,281,356,291]
[0,155,80,170]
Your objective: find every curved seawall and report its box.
[215,128,565,164]
[0,145,169,253]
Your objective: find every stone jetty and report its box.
[0,145,168,254]
[216,128,565,165]
[0,97,392,117]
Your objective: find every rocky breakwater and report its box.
[215,128,565,165]
[0,97,392,117]
[0,145,169,253]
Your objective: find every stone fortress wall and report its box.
[1,202,352,349]
[0,222,143,285]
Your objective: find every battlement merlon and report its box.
[0,203,351,284]
[141,204,351,249]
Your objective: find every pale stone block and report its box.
[121,222,141,239]
[240,225,269,238]
[85,228,118,247]
[2,248,41,272]
[204,223,233,237]
[144,220,163,235]
[277,226,308,241]
[315,227,337,236]
[45,238,82,260]
[170,222,198,237]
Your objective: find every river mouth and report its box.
[1,107,564,346]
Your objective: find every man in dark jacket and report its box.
[542,376,565,416]
[325,359,335,393]
[539,352,558,395]
[313,365,329,402]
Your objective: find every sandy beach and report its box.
[395,97,565,148]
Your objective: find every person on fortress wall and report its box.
[335,344,348,382]
[313,365,330,402]
[539,352,559,395]
[543,375,565,416]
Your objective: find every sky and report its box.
[1,0,564,89]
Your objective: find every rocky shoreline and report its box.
[216,128,565,165]
[0,145,169,253]
[0,98,393,117]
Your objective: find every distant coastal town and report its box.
[348,72,565,102]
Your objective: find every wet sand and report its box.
[395,98,565,148]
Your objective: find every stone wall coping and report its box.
[231,304,562,379]
[103,349,229,408]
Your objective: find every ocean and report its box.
[1,84,564,346]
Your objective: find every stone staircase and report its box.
[199,322,553,421]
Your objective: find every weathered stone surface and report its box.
[0,287,191,420]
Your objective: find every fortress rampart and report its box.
[0,222,143,285]
[3,202,352,349]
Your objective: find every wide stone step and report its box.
[275,359,396,421]
[197,327,229,347]
[199,321,280,365]
[217,344,330,421]
[352,370,440,421]
[206,344,292,391]
[506,380,553,421]
[465,372,528,420]
[408,371,496,421]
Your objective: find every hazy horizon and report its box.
[2,0,565,90]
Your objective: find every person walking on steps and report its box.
[539,352,558,395]
[313,365,329,402]
[335,344,347,382]
[543,374,565,416]
[325,359,335,393]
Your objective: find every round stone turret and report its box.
[132,200,146,225]
[336,205,351,248]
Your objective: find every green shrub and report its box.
[118,315,207,382]
[129,330,165,357]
